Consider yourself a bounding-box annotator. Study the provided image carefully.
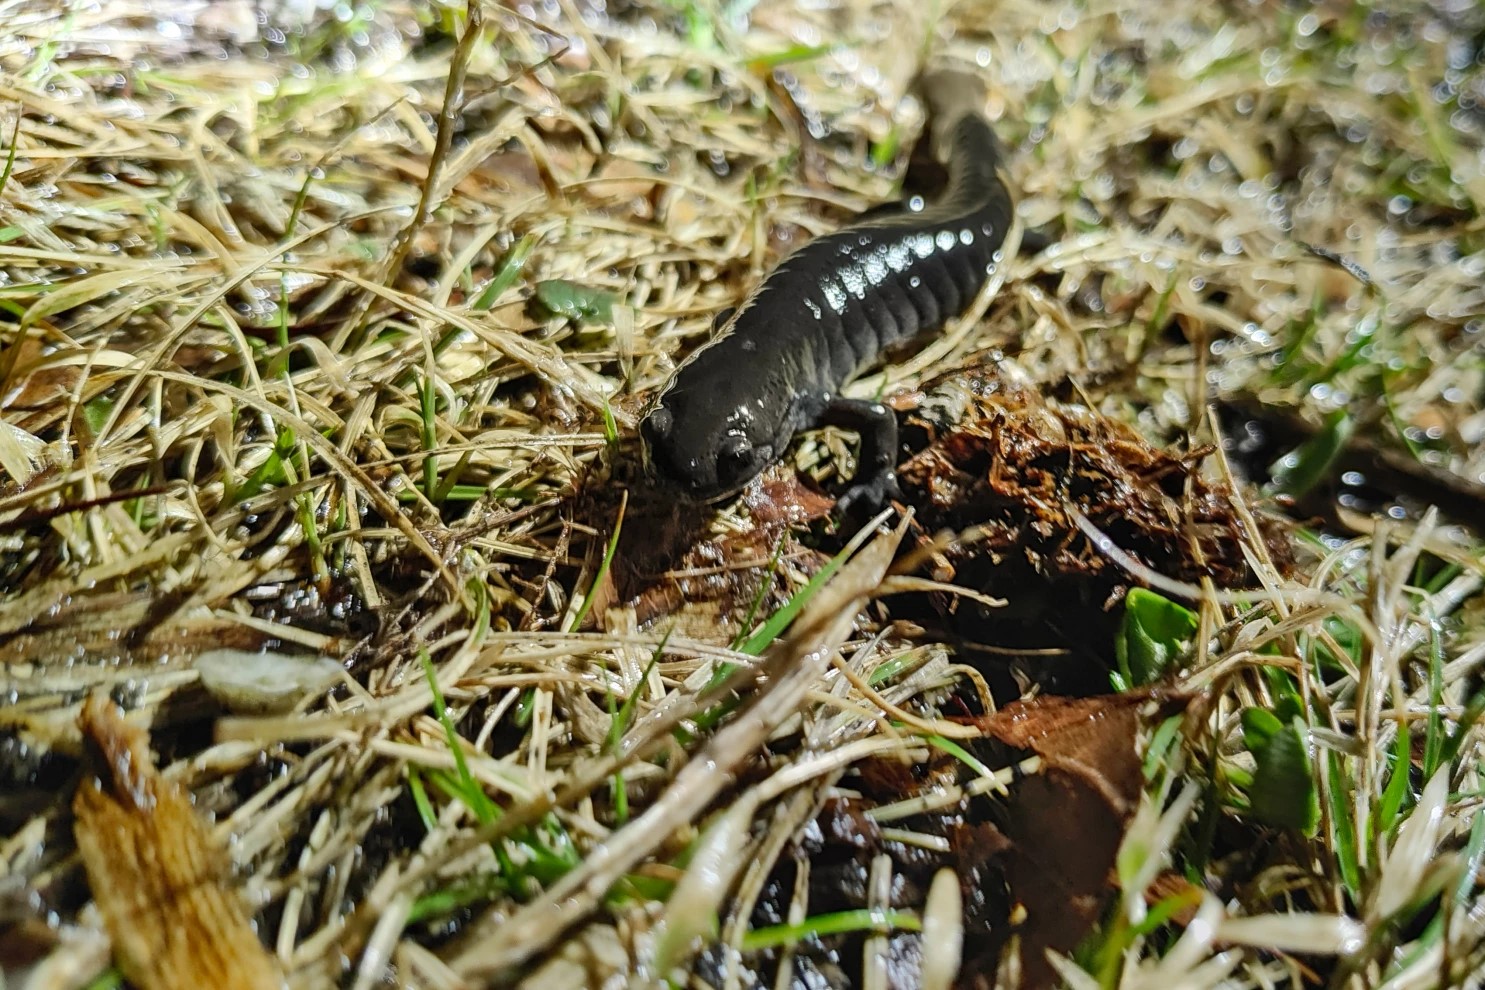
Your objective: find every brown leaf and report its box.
[898,379,1293,596]
[586,156,660,218]
[462,146,546,198]
[1,337,82,411]
[977,691,1190,988]
[743,469,836,527]
[72,695,281,990]
[1144,872,1205,927]
[894,378,1290,694]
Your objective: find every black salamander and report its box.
[640,71,1014,512]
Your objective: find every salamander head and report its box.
[639,394,781,503]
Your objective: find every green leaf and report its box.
[1271,408,1353,498]
[407,766,437,832]
[82,967,124,990]
[867,650,919,686]
[741,909,922,952]
[601,396,619,448]
[1142,714,1185,781]
[745,41,837,72]
[420,371,440,500]
[925,734,997,780]
[870,125,902,170]
[530,279,616,324]
[397,484,540,503]
[1310,614,1363,672]
[408,872,511,924]
[1240,706,1282,749]
[1115,588,1199,687]
[0,113,19,202]
[690,528,873,738]
[1433,688,1485,781]
[472,234,536,311]
[1326,749,1363,898]
[1376,720,1414,837]
[232,426,297,503]
[606,631,668,824]
[82,395,114,436]
[1241,708,1320,835]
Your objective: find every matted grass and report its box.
[1,1,1482,988]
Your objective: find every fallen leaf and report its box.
[72,695,281,990]
[978,691,1190,988]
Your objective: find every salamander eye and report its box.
[714,435,755,490]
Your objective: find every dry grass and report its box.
[1,1,1483,988]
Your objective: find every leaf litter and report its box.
[1,2,1483,989]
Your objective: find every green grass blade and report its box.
[741,909,922,952]
[730,536,786,650]
[420,649,498,824]
[739,540,853,656]
[472,234,536,310]
[567,494,626,632]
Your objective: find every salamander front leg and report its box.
[820,396,903,515]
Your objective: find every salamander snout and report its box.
[640,405,774,503]
[712,434,759,493]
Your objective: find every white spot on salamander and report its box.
[909,275,921,288]
[887,239,912,273]
[840,263,867,299]
[912,233,935,259]
[804,298,822,319]
[960,228,974,245]
[822,279,848,313]
[935,230,956,251]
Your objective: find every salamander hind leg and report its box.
[820,396,904,515]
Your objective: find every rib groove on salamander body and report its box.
[640,70,1015,512]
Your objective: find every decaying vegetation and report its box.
[1,1,1483,988]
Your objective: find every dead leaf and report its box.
[1,336,82,412]
[743,469,836,527]
[586,156,660,218]
[72,695,281,990]
[977,691,1190,988]
[898,379,1292,596]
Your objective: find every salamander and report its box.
[640,70,1014,512]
